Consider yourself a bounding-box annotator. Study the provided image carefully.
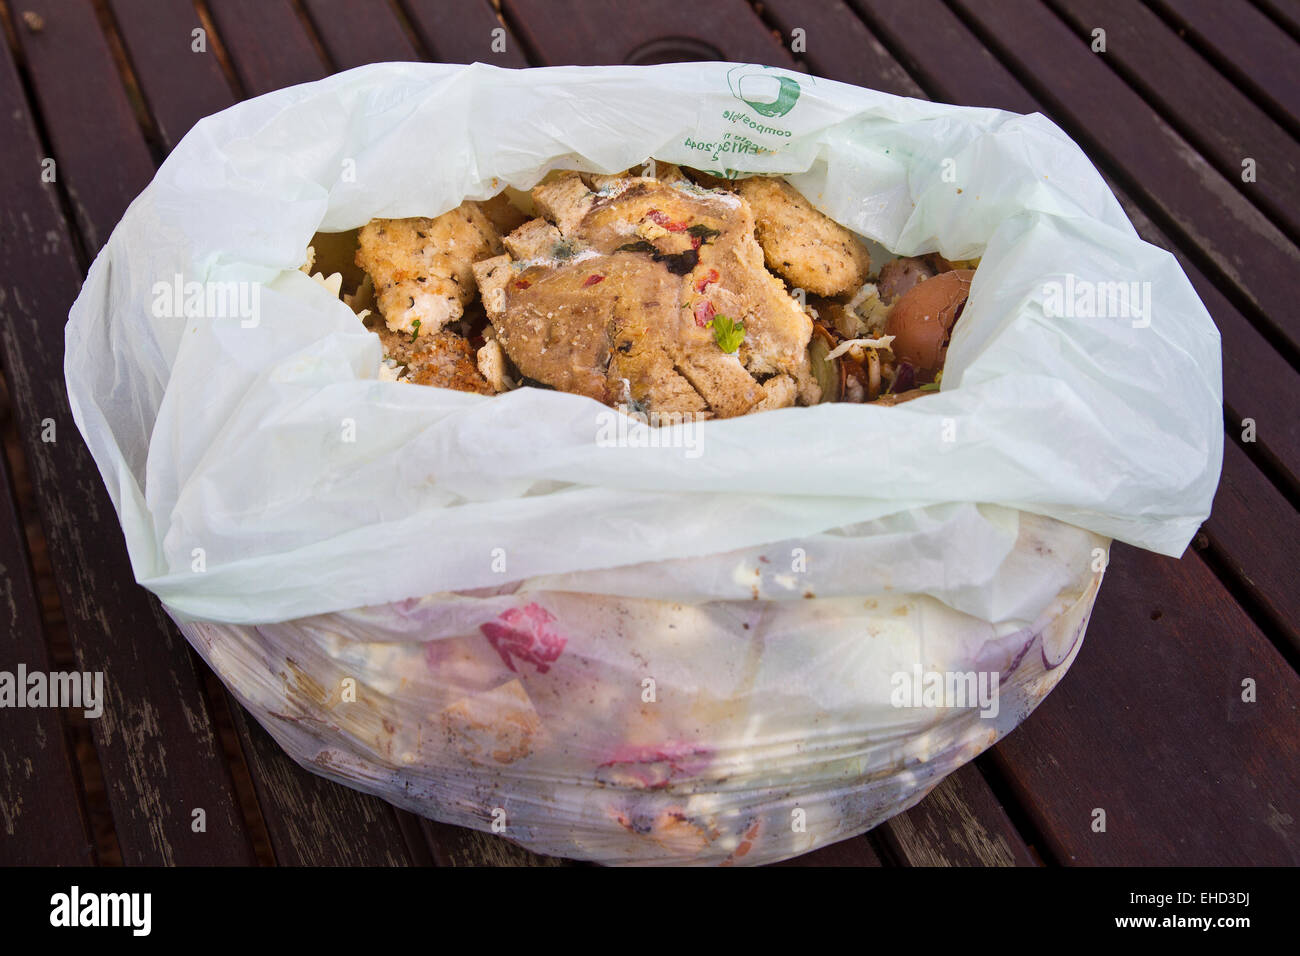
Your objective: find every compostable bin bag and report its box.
[65,62,1220,864]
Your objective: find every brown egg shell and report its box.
[883,269,974,374]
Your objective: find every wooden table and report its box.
[1,0,1296,867]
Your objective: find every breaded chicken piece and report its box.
[356,201,503,337]
[735,177,872,297]
[367,316,492,394]
[473,171,817,418]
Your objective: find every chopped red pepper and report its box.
[694,268,719,293]
[694,299,716,327]
[646,208,688,232]
[582,274,605,287]
[514,278,531,290]
[690,234,703,250]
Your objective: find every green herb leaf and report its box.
[686,223,721,241]
[409,319,421,342]
[615,240,657,255]
[708,314,745,353]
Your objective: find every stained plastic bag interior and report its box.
[65,63,1222,865]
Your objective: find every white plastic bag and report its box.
[65,62,1221,864]
[66,61,1221,625]
[181,511,1104,866]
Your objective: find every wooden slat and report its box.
[1147,0,1300,137]
[874,764,1039,866]
[105,0,234,152]
[301,0,418,70]
[758,0,921,96]
[0,1,256,865]
[503,0,794,66]
[10,0,155,253]
[990,544,1300,865]
[401,0,529,67]
[421,819,573,867]
[108,0,433,867]
[0,438,93,864]
[204,0,326,95]
[224,704,416,865]
[850,0,1040,114]
[1051,0,1300,241]
[1255,0,1300,37]
[1204,439,1300,654]
[938,0,1300,358]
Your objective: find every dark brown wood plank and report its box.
[759,0,922,96]
[875,763,1039,866]
[402,0,529,67]
[224,703,416,865]
[204,0,326,95]
[106,0,234,151]
[503,0,794,66]
[1203,439,1300,654]
[421,819,573,866]
[1255,0,1300,37]
[1051,0,1300,241]
[990,544,1300,865]
[10,0,156,253]
[1148,0,1300,136]
[0,442,94,864]
[301,0,418,70]
[0,2,256,865]
[938,0,1300,357]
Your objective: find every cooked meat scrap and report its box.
[367,317,492,394]
[472,171,816,418]
[735,177,871,298]
[356,201,503,338]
